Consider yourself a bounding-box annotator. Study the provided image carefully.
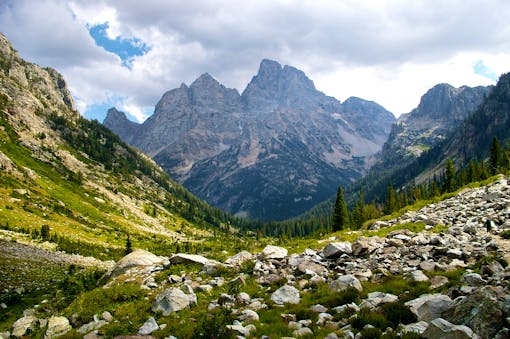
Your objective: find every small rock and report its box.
[429,275,449,289]
[151,287,194,316]
[45,316,71,338]
[11,315,38,338]
[310,304,328,313]
[77,320,107,334]
[293,327,313,337]
[271,285,301,304]
[461,273,487,286]
[329,274,363,293]
[138,317,159,335]
[224,250,253,266]
[406,270,429,282]
[239,309,259,323]
[405,294,453,322]
[170,253,209,265]
[402,321,429,335]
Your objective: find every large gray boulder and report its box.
[170,253,209,265]
[152,287,195,316]
[422,318,479,339]
[106,249,167,280]
[329,274,363,293]
[405,294,453,321]
[262,245,288,260]
[44,316,71,339]
[323,241,352,258]
[271,285,301,305]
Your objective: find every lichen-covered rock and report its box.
[329,274,363,293]
[405,294,453,322]
[152,287,195,316]
[323,242,352,258]
[262,245,288,259]
[422,318,479,339]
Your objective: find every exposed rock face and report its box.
[103,107,140,145]
[378,83,491,169]
[104,60,395,220]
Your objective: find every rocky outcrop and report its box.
[104,59,395,220]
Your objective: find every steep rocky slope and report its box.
[6,175,510,338]
[105,60,395,220]
[378,83,491,170]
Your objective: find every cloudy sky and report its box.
[2,0,510,122]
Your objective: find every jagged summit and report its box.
[104,58,395,220]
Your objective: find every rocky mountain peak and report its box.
[103,107,140,144]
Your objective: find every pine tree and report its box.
[442,158,455,193]
[332,185,349,232]
[384,182,397,214]
[125,234,132,255]
[351,189,365,229]
[489,136,503,175]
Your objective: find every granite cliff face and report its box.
[379,84,491,169]
[104,60,395,220]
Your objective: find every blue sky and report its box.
[2,0,509,122]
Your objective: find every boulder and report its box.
[77,320,107,334]
[271,285,301,305]
[323,242,352,258]
[406,270,429,282]
[352,236,384,256]
[429,275,449,289]
[443,286,505,338]
[224,250,253,266]
[461,273,486,286]
[402,321,429,335]
[329,274,363,293]
[170,253,209,265]
[11,315,38,338]
[106,249,166,280]
[297,259,328,276]
[44,316,71,339]
[151,287,194,316]
[239,309,259,323]
[138,317,159,335]
[226,321,256,336]
[405,294,453,321]
[360,291,398,309]
[262,245,288,260]
[422,318,479,339]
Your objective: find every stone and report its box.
[329,274,363,293]
[0,332,10,339]
[360,292,398,309]
[271,285,301,304]
[310,304,328,313]
[323,241,352,258]
[170,253,209,265]
[151,287,194,316]
[297,259,328,276]
[293,327,313,337]
[262,245,288,259]
[101,311,113,322]
[461,273,486,286]
[405,294,453,321]
[422,318,479,339]
[239,309,259,323]
[77,320,107,334]
[443,286,505,338]
[11,315,38,338]
[420,261,436,272]
[224,250,253,266]
[402,321,429,335]
[44,316,71,338]
[237,292,251,304]
[406,270,429,282]
[138,317,159,335]
[429,275,449,289]
[352,236,384,256]
[226,322,256,336]
[105,249,166,280]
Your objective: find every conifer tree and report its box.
[442,158,455,193]
[332,185,349,232]
[489,136,503,175]
[384,182,397,214]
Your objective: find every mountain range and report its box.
[104,59,395,220]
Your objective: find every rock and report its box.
[102,311,113,322]
[406,270,429,282]
[461,273,486,286]
[351,236,384,256]
[151,287,194,316]
[106,249,166,280]
[77,320,107,334]
[0,332,10,339]
[11,315,38,338]
[297,259,328,276]
[138,317,159,335]
[293,327,313,337]
[237,292,251,304]
[422,318,479,339]
[224,250,253,266]
[420,261,436,272]
[402,321,429,335]
[446,248,463,258]
[360,292,398,309]
[323,242,352,258]
[226,321,256,336]
[310,304,328,313]
[218,293,235,305]
[44,316,71,338]
[329,274,363,293]
[443,286,505,338]
[429,275,449,289]
[239,309,259,323]
[262,245,288,259]
[170,253,209,265]
[271,285,301,304]
[405,294,453,321]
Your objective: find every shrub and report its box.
[315,286,360,308]
[380,301,417,327]
[351,308,389,330]
[359,326,382,338]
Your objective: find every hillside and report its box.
[104,60,395,221]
